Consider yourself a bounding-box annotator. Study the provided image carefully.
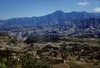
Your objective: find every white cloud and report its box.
[94,7,100,12]
[78,1,89,6]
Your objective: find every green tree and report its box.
[20,53,51,68]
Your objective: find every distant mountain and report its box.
[0,10,100,27]
[0,10,100,37]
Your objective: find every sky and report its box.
[0,0,100,20]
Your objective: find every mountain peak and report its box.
[54,10,65,14]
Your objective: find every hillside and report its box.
[0,11,100,38]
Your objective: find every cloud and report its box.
[94,7,100,12]
[78,1,89,6]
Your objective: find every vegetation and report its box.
[25,35,60,44]
[67,62,85,68]
[20,54,51,68]
[0,34,100,68]
[0,50,52,68]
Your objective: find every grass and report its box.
[68,56,77,62]
[67,62,85,68]
[52,63,68,68]
[0,63,6,68]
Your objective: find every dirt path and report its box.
[75,61,99,68]
[52,63,69,68]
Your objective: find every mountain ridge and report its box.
[0,10,100,20]
[2,10,99,27]
[0,10,100,37]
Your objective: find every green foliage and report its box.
[0,50,13,68]
[20,54,51,68]
[5,58,19,68]
[0,50,51,68]
[0,62,6,68]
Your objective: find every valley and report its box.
[0,33,100,68]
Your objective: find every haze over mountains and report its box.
[0,10,100,38]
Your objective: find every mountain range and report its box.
[0,10,100,37]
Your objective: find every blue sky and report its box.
[0,0,100,19]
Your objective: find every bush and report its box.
[20,54,52,68]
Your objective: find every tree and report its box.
[59,42,68,63]
[20,53,51,68]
